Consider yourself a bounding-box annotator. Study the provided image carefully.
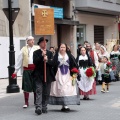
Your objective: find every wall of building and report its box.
[60,25,77,56]
[0,0,30,78]
[0,37,26,78]
[0,0,31,37]
[77,13,118,45]
[51,24,58,48]
[0,0,7,36]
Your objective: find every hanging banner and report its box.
[34,8,54,35]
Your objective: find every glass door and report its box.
[77,24,86,46]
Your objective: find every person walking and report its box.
[12,36,39,108]
[100,56,112,93]
[110,45,120,81]
[49,43,80,112]
[33,37,55,115]
[76,47,96,100]
[86,43,99,84]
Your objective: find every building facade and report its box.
[32,0,79,56]
[75,0,120,45]
[0,0,120,78]
[0,0,31,78]
[32,0,120,56]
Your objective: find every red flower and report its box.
[107,62,112,66]
[11,73,17,79]
[71,68,79,74]
[112,66,116,70]
[85,68,94,77]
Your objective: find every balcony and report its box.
[75,0,120,15]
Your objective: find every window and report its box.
[77,25,86,46]
[94,26,104,45]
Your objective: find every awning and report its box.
[55,19,80,26]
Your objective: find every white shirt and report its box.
[93,51,99,69]
[110,51,120,55]
[79,54,88,60]
[15,46,34,73]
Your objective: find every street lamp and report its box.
[2,0,20,93]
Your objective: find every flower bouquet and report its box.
[112,66,116,70]
[104,62,112,78]
[71,68,79,86]
[106,62,112,67]
[85,67,96,79]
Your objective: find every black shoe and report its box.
[86,97,90,100]
[61,107,70,112]
[42,109,47,113]
[61,107,66,112]
[66,108,70,112]
[35,109,42,115]
[83,97,86,100]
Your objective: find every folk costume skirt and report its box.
[49,68,80,105]
[22,64,36,92]
[77,68,96,95]
[80,80,96,95]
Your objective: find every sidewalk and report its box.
[0,77,22,98]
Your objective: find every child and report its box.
[100,56,112,93]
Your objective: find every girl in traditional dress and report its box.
[110,45,120,81]
[76,47,96,100]
[49,43,80,112]
[100,56,112,92]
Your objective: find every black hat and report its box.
[37,37,48,45]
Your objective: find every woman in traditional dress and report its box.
[110,45,120,81]
[76,47,96,100]
[98,46,109,60]
[49,43,80,112]
[98,46,115,81]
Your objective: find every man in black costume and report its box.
[33,37,55,115]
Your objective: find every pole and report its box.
[43,36,46,83]
[7,0,20,93]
